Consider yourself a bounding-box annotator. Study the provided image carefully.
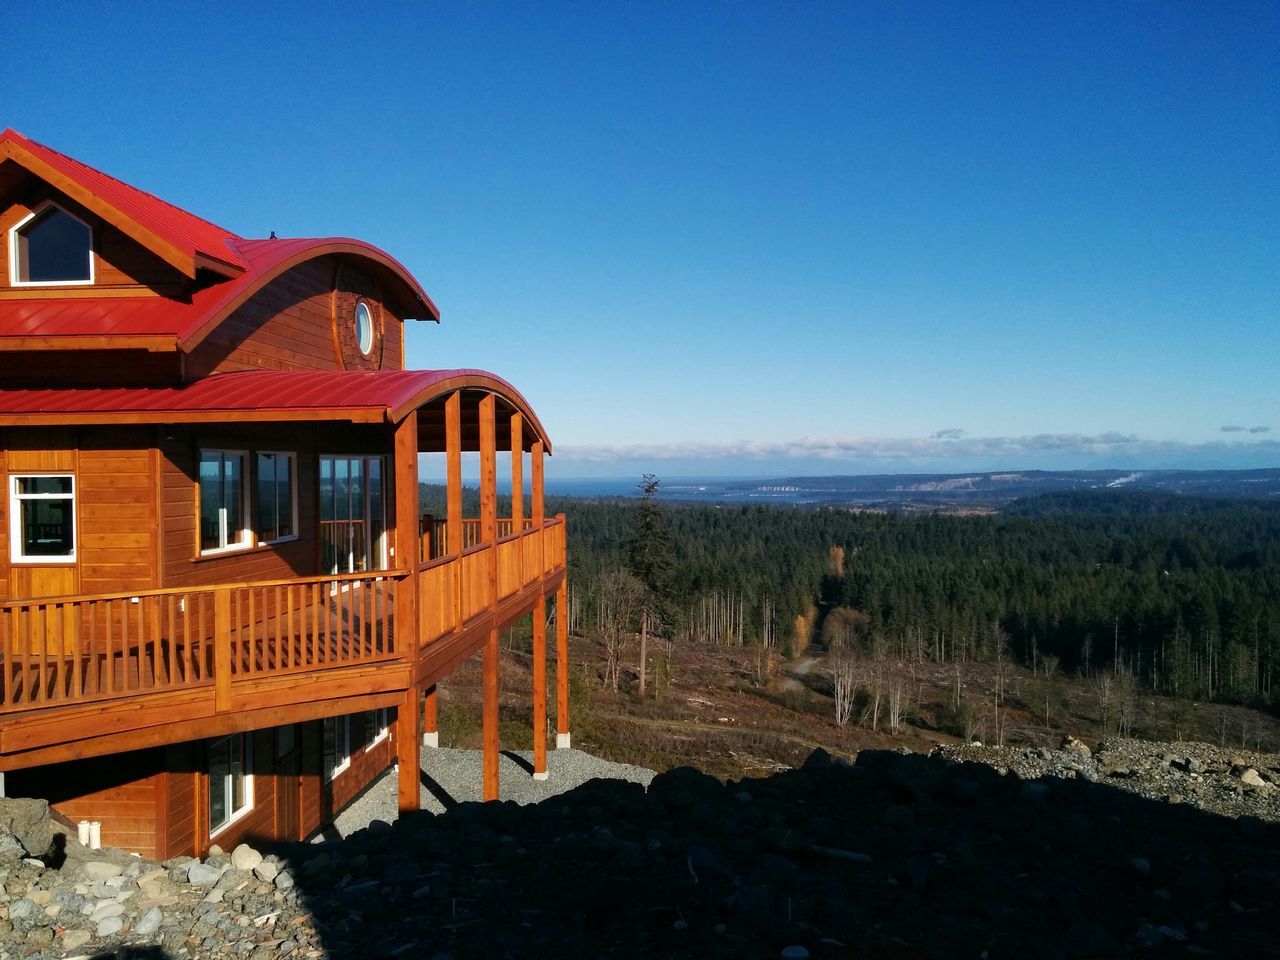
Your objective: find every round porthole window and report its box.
[354,301,374,356]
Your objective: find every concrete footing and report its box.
[556,732,571,750]
[532,771,549,781]
[422,731,439,748]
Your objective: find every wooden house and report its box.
[0,130,570,859]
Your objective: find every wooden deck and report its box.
[0,517,565,771]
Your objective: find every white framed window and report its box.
[208,734,253,837]
[8,201,94,286]
[255,451,297,544]
[357,708,390,753]
[323,715,351,782]
[9,475,76,564]
[354,301,374,356]
[199,450,249,555]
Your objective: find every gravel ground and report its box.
[325,746,656,839]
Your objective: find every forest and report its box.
[546,486,1280,712]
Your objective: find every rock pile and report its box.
[935,735,1280,823]
[2,743,1279,959]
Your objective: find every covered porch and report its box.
[0,369,571,809]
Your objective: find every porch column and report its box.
[556,577,570,749]
[446,390,463,628]
[480,393,500,801]
[510,411,523,533]
[393,409,422,811]
[422,684,438,747]
[396,685,422,812]
[531,440,547,777]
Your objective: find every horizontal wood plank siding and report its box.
[6,749,164,861]
[77,437,157,597]
[186,259,340,379]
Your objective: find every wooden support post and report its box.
[480,395,497,550]
[532,439,547,774]
[423,684,438,747]
[483,626,500,800]
[396,685,421,812]
[532,591,547,778]
[510,411,524,587]
[446,392,463,556]
[214,587,231,713]
[446,391,463,631]
[393,410,420,658]
[556,577,570,749]
[480,394,500,799]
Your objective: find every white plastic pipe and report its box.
[77,821,91,846]
[88,821,101,850]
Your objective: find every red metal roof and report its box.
[1,129,244,274]
[0,132,440,349]
[0,369,550,450]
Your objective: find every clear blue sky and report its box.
[12,2,1278,476]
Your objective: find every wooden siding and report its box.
[185,258,340,379]
[0,351,180,388]
[298,714,397,841]
[7,749,165,861]
[163,742,199,859]
[159,423,389,588]
[3,430,79,601]
[0,426,159,602]
[334,261,402,371]
[77,436,158,597]
[0,182,187,296]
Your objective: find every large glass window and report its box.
[10,204,93,285]
[208,734,253,837]
[319,456,386,575]
[9,475,75,563]
[199,450,248,554]
[256,452,296,543]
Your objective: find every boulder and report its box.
[0,797,54,857]
[83,860,125,882]
[231,842,263,872]
[134,905,163,936]
[187,860,225,887]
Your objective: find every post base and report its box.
[533,771,549,781]
[556,732,572,750]
[422,731,439,748]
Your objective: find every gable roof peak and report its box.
[1,128,244,278]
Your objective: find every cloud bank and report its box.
[558,431,1280,463]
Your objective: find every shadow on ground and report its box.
[247,749,1280,960]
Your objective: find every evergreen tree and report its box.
[627,474,676,697]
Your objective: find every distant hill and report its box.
[630,468,1280,510]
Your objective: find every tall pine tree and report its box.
[628,474,676,697]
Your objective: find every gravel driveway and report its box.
[325,747,655,839]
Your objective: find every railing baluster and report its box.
[166,595,177,688]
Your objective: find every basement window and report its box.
[323,715,352,782]
[357,708,390,752]
[9,202,94,285]
[9,475,76,564]
[208,734,254,837]
[199,450,250,554]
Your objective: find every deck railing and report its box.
[0,570,403,713]
[0,516,566,717]
[416,515,566,647]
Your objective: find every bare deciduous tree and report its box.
[596,568,644,691]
